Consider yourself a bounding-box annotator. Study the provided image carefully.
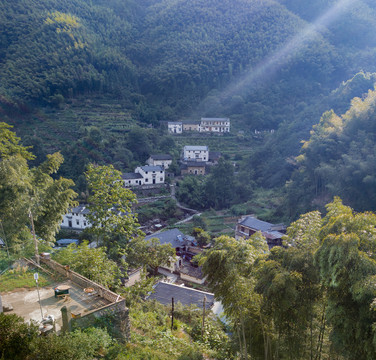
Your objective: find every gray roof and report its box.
[144,228,194,248]
[0,238,5,247]
[122,172,143,180]
[139,165,164,172]
[201,117,230,122]
[239,216,285,239]
[150,154,172,160]
[71,204,90,215]
[184,145,208,151]
[168,122,182,125]
[148,282,214,308]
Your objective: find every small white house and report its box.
[168,122,183,134]
[183,145,209,162]
[61,205,91,230]
[200,117,230,133]
[121,172,144,187]
[135,165,165,185]
[147,154,173,169]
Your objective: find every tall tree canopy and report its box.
[0,122,77,254]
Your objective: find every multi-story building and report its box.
[147,154,173,169]
[183,145,209,162]
[61,205,91,230]
[122,165,165,187]
[168,122,183,134]
[200,117,230,133]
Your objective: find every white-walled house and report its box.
[168,122,183,134]
[135,165,165,185]
[200,117,230,133]
[147,154,173,169]
[61,205,91,230]
[183,145,209,162]
[122,165,165,187]
[121,172,144,187]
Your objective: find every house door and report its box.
[153,179,156,184]
[68,220,72,227]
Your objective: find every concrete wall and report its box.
[40,258,122,303]
[72,299,130,342]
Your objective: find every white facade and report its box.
[135,165,165,185]
[168,122,183,134]
[200,118,230,133]
[147,155,173,169]
[183,145,209,162]
[61,205,91,230]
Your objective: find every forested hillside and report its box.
[2,0,376,217]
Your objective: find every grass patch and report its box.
[0,267,52,292]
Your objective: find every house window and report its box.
[145,178,148,182]
[241,226,245,232]
[76,220,79,225]
[160,178,163,181]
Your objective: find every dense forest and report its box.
[2,0,376,214]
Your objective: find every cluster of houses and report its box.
[168,118,230,134]
[121,145,221,187]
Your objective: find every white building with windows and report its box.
[135,165,165,185]
[122,165,165,187]
[61,205,91,230]
[183,145,209,162]
[147,154,173,169]
[168,122,183,134]
[200,118,230,133]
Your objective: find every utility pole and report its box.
[34,273,44,320]
[202,295,206,337]
[171,297,174,331]
[29,210,39,265]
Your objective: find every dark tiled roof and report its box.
[71,204,90,215]
[148,282,214,308]
[201,117,230,122]
[150,154,172,160]
[144,228,189,248]
[239,216,285,239]
[122,172,143,180]
[139,165,164,172]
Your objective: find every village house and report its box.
[122,165,165,187]
[167,121,183,134]
[183,145,209,162]
[200,117,230,133]
[181,161,206,175]
[182,121,201,132]
[144,229,207,284]
[147,154,173,169]
[61,204,91,230]
[235,215,286,249]
[135,165,165,185]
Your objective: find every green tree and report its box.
[53,241,120,288]
[126,236,176,275]
[85,163,141,258]
[199,234,269,359]
[315,197,376,359]
[0,123,77,255]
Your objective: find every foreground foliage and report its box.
[200,197,376,359]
